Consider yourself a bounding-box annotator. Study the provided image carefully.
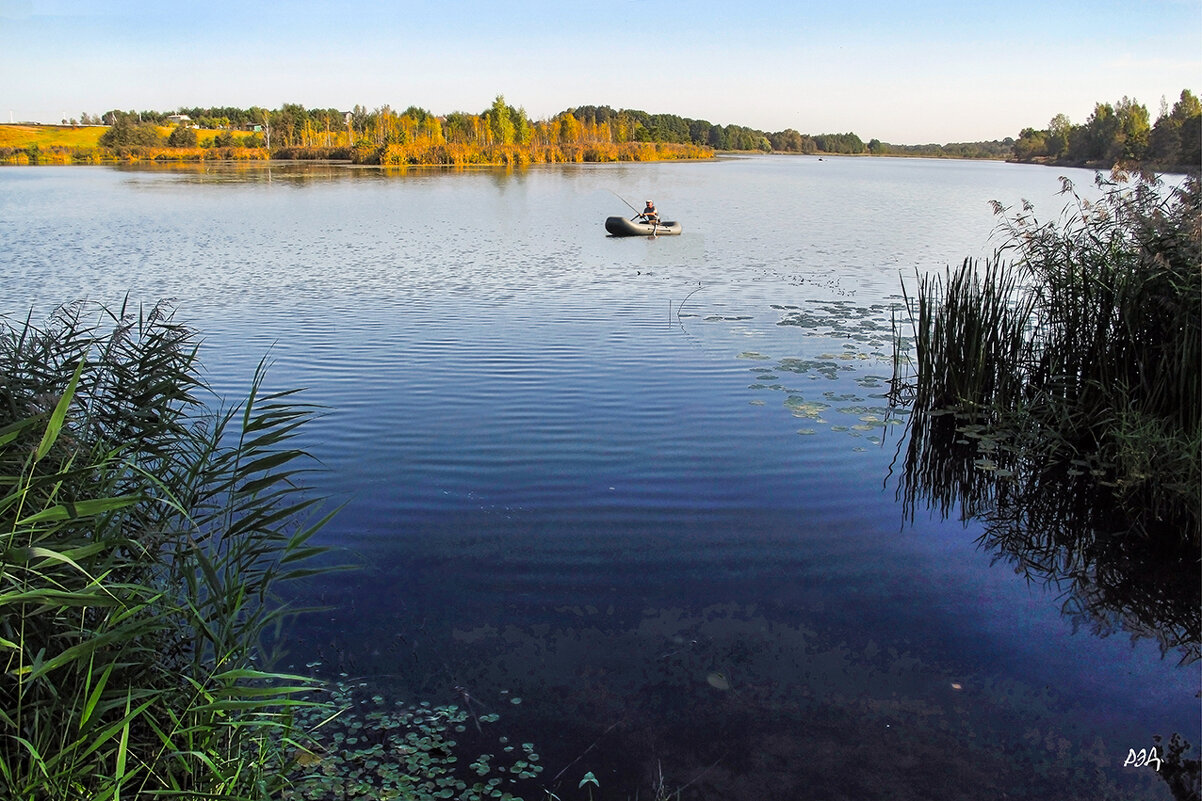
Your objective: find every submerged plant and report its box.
[0,300,336,799]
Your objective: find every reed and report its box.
[892,172,1201,545]
[0,300,335,799]
[888,173,1201,674]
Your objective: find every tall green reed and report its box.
[0,301,337,800]
[892,172,1200,545]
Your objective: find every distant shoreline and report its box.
[3,124,1195,175]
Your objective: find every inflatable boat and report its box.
[604,216,682,236]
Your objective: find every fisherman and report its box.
[639,200,659,224]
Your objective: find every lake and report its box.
[1,156,1196,800]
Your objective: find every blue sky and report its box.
[2,0,1199,143]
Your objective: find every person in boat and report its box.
[639,200,659,224]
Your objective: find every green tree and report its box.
[1013,127,1048,161]
[705,124,726,149]
[487,94,515,145]
[1047,113,1072,159]
[273,102,309,147]
[443,111,475,143]
[814,132,866,154]
[166,124,197,147]
[1114,96,1150,160]
[770,129,807,152]
[1078,102,1120,162]
[1151,90,1202,167]
[98,118,164,147]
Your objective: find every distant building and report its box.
[166,114,193,126]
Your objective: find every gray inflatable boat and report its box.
[605,216,682,236]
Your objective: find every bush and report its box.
[98,120,164,148]
[166,124,198,147]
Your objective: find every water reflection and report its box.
[893,405,1200,667]
[112,160,533,185]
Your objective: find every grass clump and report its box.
[893,171,1200,542]
[0,300,336,799]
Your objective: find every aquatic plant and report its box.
[281,676,543,800]
[0,300,335,799]
[889,172,1201,666]
[893,172,1200,537]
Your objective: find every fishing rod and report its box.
[607,189,643,218]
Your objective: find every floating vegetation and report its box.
[283,679,543,801]
[742,362,900,447]
[784,396,829,419]
[731,296,913,448]
[774,301,902,356]
[776,357,841,380]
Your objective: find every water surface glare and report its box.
[1,157,1195,799]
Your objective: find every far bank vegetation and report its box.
[1013,90,1201,172]
[0,96,715,166]
[4,89,1198,171]
[0,94,1017,166]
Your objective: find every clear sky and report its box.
[1,0,1199,144]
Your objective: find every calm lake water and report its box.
[1,157,1197,800]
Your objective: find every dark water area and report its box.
[1,157,1196,799]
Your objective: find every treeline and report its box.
[866,139,1016,159]
[92,101,978,161]
[28,95,1039,165]
[1013,89,1201,169]
[90,98,716,165]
